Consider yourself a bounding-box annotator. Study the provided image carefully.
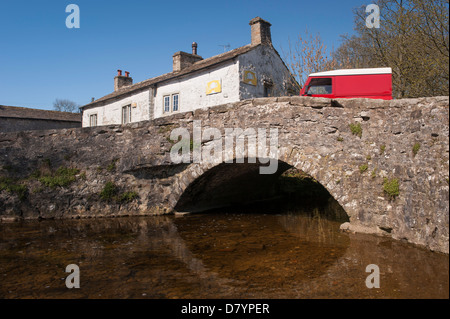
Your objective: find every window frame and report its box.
[89,113,97,127]
[172,94,179,112]
[163,95,171,113]
[305,77,333,95]
[122,104,132,124]
[163,93,180,114]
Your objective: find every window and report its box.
[89,114,97,127]
[164,96,170,113]
[263,79,273,97]
[172,94,179,112]
[305,78,332,95]
[122,105,131,124]
[264,84,274,97]
[163,93,180,113]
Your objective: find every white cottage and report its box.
[81,17,297,127]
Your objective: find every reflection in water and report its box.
[0,211,448,299]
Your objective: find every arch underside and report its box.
[174,158,348,222]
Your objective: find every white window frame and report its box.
[163,93,180,114]
[89,113,97,127]
[122,104,131,124]
[163,95,171,113]
[172,94,179,112]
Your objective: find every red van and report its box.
[300,67,392,100]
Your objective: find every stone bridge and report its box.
[0,96,448,253]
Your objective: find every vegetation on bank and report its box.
[383,177,400,200]
[349,122,362,138]
[36,167,80,188]
[99,181,139,203]
[359,163,369,174]
[412,142,421,157]
[0,176,27,201]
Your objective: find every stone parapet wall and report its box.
[0,96,448,253]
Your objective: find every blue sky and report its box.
[0,0,369,111]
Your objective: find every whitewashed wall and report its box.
[153,60,240,119]
[83,45,293,127]
[238,45,291,99]
[82,90,150,127]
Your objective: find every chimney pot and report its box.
[192,42,198,55]
[114,71,133,91]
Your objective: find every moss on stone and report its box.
[100,182,139,203]
[106,159,118,172]
[383,177,400,199]
[371,169,377,179]
[119,191,139,203]
[359,164,369,173]
[349,122,362,138]
[0,176,27,201]
[99,181,118,201]
[38,166,80,188]
[412,142,421,157]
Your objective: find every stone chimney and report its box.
[114,69,133,91]
[173,43,203,72]
[249,17,272,46]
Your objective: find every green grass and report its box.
[119,191,139,203]
[99,181,118,201]
[106,159,119,172]
[359,164,369,173]
[99,182,139,203]
[380,144,386,155]
[349,122,362,138]
[412,142,421,156]
[0,176,27,201]
[383,177,400,200]
[38,166,80,188]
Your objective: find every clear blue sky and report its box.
[0,0,369,111]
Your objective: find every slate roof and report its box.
[81,43,259,109]
[0,105,82,122]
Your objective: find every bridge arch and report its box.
[171,157,350,223]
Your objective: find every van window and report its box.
[305,78,332,95]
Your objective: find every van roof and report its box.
[309,67,392,77]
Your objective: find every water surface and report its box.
[0,211,448,299]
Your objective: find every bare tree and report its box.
[285,1,449,98]
[282,29,341,90]
[337,0,449,98]
[53,99,79,113]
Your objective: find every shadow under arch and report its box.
[174,158,349,223]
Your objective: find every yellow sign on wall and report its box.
[206,80,222,95]
[243,71,257,86]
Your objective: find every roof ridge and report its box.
[83,44,260,109]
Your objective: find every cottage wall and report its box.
[238,45,294,99]
[82,90,150,127]
[153,60,240,118]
